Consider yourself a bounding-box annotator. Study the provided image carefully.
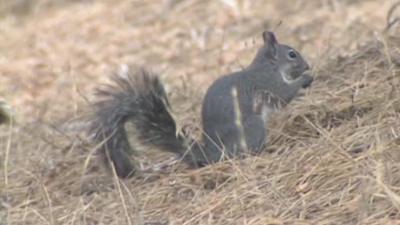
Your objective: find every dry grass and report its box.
[1,0,400,224]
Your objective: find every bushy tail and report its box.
[89,68,188,178]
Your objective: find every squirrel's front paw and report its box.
[301,74,313,88]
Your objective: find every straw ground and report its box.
[1,0,400,224]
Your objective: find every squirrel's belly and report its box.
[260,105,274,123]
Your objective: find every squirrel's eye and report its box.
[288,50,297,59]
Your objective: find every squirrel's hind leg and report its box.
[243,114,267,155]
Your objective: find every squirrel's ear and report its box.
[262,31,278,54]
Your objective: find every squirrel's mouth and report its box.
[294,69,313,79]
[281,69,312,84]
[281,71,301,82]
[301,69,312,76]
[282,72,295,83]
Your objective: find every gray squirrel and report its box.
[89,31,313,178]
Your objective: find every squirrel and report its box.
[89,31,313,178]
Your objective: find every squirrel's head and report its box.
[251,31,311,83]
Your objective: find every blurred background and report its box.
[0,0,395,123]
[1,1,400,225]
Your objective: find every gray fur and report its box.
[89,31,313,177]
